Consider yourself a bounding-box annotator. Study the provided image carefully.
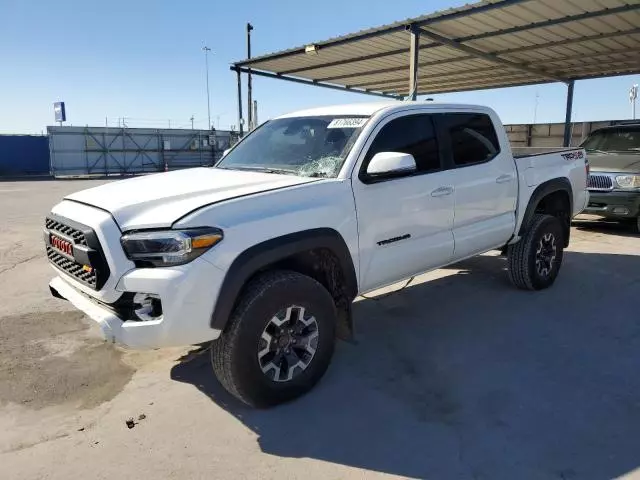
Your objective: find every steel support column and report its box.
[563,80,575,147]
[236,69,244,136]
[408,25,420,100]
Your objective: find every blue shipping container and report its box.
[0,135,50,176]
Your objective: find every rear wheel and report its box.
[211,270,337,407]
[507,214,565,290]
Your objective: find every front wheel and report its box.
[211,270,337,407]
[507,214,565,290]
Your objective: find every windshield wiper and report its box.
[304,172,330,178]
[224,165,299,175]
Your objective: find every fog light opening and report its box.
[132,293,163,322]
[612,207,630,215]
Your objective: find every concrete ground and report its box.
[1,179,639,480]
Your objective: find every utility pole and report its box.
[246,23,253,131]
[236,68,244,136]
[630,84,638,120]
[190,115,194,129]
[253,100,258,128]
[202,46,212,130]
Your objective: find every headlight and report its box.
[615,175,640,189]
[121,227,223,266]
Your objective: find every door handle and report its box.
[496,174,513,184]
[431,186,454,197]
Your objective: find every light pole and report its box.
[630,84,638,120]
[202,46,212,130]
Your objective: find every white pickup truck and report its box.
[46,102,589,407]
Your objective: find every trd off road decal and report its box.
[561,151,584,161]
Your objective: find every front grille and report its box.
[46,247,97,287]
[44,214,110,290]
[45,218,88,246]
[588,174,613,191]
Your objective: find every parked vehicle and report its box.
[45,102,589,407]
[582,124,640,233]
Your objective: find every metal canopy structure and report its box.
[232,0,640,145]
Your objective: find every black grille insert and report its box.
[44,214,110,290]
[47,247,97,287]
[45,217,88,246]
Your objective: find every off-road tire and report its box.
[507,214,565,290]
[211,270,337,408]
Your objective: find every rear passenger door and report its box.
[437,112,518,259]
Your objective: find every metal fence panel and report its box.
[48,126,235,177]
[505,118,636,148]
[0,135,49,176]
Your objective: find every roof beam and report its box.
[420,27,566,82]
[388,68,640,96]
[389,74,547,95]
[351,65,507,88]
[381,62,640,97]
[315,53,469,82]
[280,47,437,77]
[317,26,640,83]
[234,0,532,68]
[369,72,536,94]
[271,3,639,77]
[500,27,640,57]
[449,3,640,45]
[230,66,402,99]
[349,48,638,89]
[402,78,555,96]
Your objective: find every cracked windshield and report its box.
[216,116,369,177]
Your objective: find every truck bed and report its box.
[512,146,583,158]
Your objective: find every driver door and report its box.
[351,112,455,292]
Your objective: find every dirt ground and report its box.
[1,179,639,479]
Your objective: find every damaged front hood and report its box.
[65,167,316,230]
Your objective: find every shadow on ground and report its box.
[171,251,640,479]
[572,218,638,238]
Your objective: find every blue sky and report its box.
[1,0,638,134]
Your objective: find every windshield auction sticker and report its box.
[327,118,368,129]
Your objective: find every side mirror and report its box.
[366,152,416,176]
[222,148,231,157]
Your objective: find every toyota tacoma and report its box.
[45,102,589,407]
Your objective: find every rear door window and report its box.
[439,113,500,167]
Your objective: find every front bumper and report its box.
[584,191,640,219]
[49,257,224,349]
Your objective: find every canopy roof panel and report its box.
[232,0,640,98]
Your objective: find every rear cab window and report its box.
[438,113,500,167]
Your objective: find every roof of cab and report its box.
[275,101,491,119]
